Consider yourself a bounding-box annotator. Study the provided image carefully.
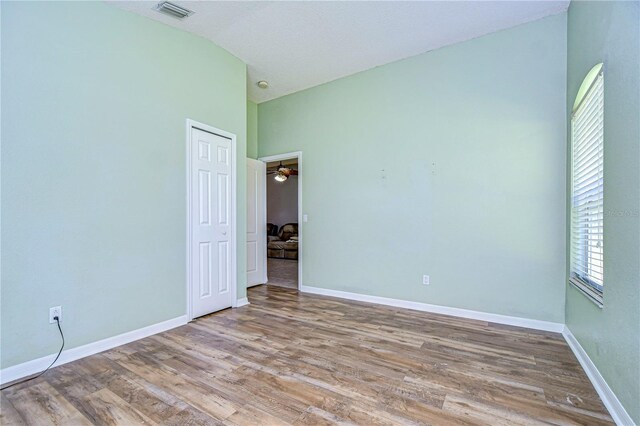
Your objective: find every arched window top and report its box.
[573,63,604,113]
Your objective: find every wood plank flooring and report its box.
[267,258,298,289]
[1,285,613,425]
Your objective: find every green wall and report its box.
[247,100,258,159]
[565,0,640,422]
[1,2,248,368]
[259,14,568,323]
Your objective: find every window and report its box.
[570,64,604,307]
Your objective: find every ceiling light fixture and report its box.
[267,162,297,182]
[153,1,194,19]
[257,81,269,89]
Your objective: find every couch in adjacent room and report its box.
[267,223,298,259]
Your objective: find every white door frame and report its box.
[186,119,238,322]
[259,151,303,289]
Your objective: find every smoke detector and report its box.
[257,81,269,89]
[153,2,194,19]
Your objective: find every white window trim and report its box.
[570,277,604,308]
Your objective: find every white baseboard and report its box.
[0,315,188,386]
[236,297,250,307]
[1,296,252,386]
[299,285,564,333]
[562,327,635,426]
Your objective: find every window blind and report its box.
[570,72,604,305]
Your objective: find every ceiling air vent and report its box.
[153,1,194,19]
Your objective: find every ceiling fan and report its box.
[267,162,298,182]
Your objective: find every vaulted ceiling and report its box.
[112,1,569,103]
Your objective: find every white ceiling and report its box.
[111,1,569,103]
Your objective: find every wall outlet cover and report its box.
[49,306,62,324]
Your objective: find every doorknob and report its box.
[222,230,227,235]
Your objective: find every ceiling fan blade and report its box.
[277,167,298,177]
[267,164,298,177]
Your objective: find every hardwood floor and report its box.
[1,285,613,425]
[267,258,298,289]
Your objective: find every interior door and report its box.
[247,158,267,286]
[191,127,233,317]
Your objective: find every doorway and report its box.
[260,152,302,290]
[186,119,238,320]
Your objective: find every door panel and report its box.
[217,173,229,225]
[199,242,211,297]
[247,158,267,286]
[191,127,233,318]
[199,171,211,225]
[218,241,229,293]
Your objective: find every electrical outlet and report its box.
[49,306,62,324]
[423,275,430,285]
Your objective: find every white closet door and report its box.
[191,127,233,317]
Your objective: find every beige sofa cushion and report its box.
[268,240,287,250]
